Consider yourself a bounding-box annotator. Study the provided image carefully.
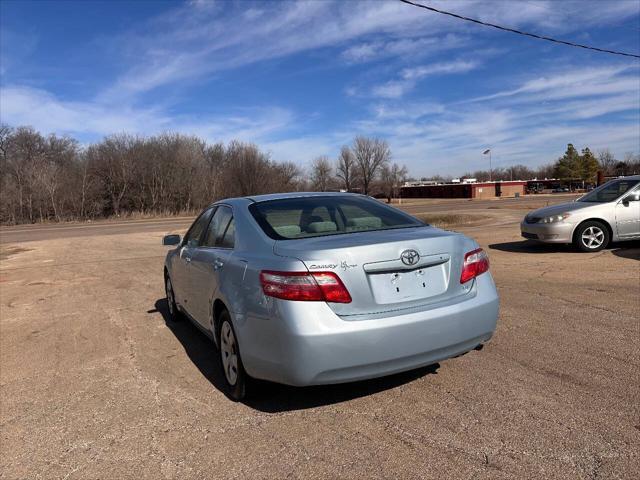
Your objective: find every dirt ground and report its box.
[1,200,639,479]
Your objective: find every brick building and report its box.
[400,181,527,199]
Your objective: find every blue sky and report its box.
[1,0,639,177]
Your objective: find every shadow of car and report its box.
[611,241,640,261]
[151,298,440,412]
[489,239,640,256]
[488,240,573,254]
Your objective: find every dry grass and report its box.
[487,203,553,210]
[1,209,200,226]
[416,213,492,228]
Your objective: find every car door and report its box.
[172,207,215,314]
[615,187,640,238]
[187,205,235,330]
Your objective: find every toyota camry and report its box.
[521,175,640,251]
[162,193,499,400]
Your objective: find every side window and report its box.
[598,181,637,202]
[219,219,235,248]
[203,206,234,248]
[183,208,215,248]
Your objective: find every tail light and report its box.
[260,271,352,303]
[460,248,490,284]
[260,270,351,303]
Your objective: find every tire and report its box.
[574,221,610,252]
[164,275,183,322]
[218,310,250,401]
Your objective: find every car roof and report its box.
[207,191,364,209]
[246,191,364,203]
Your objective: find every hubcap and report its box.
[166,278,174,315]
[220,322,238,386]
[581,226,604,249]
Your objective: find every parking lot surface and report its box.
[1,198,638,479]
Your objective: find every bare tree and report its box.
[535,163,555,179]
[88,134,139,216]
[36,161,62,221]
[380,163,408,201]
[5,127,48,222]
[232,141,267,196]
[352,136,390,195]
[621,152,640,175]
[335,146,358,192]
[310,156,333,191]
[597,149,616,176]
[0,124,12,161]
[76,152,96,219]
[0,124,13,222]
[41,135,79,221]
[275,161,302,191]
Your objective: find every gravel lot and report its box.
[1,199,638,479]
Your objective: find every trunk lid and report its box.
[274,226,471,316]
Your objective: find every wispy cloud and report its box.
[355,63,639,174]
[0,86,170,134]
[0,85,296,144]
[341,34,467,63]
[467,65,638,103]
[371,59,480,98]
[402,60,479,80]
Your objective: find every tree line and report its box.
[1,124,638,225]
[0,125,403,224]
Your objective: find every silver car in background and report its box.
[521,175,640,252]
[163,193,499,400]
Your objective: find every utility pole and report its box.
[483,149,492,181]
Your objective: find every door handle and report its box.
[213,259,224,270]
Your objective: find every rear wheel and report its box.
[574,221,609,252]
[218,310,250,401]
[165,275,182,322]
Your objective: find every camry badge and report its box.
[400,249,420,266]
[309,263,337,269]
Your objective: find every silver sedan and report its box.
[163,193,499,400]
[521,175,640,252]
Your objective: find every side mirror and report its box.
[622,192,640,207]
[162,234,181,246]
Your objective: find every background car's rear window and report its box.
[249,196,424,240]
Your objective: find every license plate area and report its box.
[368,265,448,304]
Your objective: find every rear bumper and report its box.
[520,221,574,243]
[240,274,499,386]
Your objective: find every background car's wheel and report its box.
[165,275,182,322]
[574,221,610,252]
[218,310,250,401]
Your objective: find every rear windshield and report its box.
[249,195,424,240]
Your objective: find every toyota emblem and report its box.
[400,249,420,266]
